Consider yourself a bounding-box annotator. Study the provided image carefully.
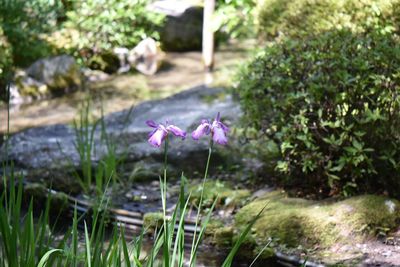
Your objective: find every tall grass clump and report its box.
[69,99,123,194]
[0,169,62,267]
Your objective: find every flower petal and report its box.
[146,120,158,128]
[212,126,228,145]
[192,122,210,140]
[219,121,229,133]
[215,112,221,122]
[148,128,167,147]
[166,125,186,139]
[212,119,229,133]
[148,128,157,137]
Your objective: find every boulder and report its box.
[0,86,241,191]
[235,191,400,264]
[88,51,121,74]
[26,55,82,92]
[88,39,163,75]
[150,1,203,51]
[128,38,163,75]
[12,70,48,102]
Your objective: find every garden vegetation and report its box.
[237,0,400,197]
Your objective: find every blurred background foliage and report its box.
[62,0,164,52]
[0,0,255,88]
[256,0,400,39]
[215,0,257,39]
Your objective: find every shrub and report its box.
[64,0,164,51]
[236,30,400,196]
[0,26,13,95]
[215,0,257,39]
[0,0,63,67]
[257,0,400,39]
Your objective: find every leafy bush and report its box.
[0,0,63,67]
[0,26,13,95]
[257,0,400,39]
[64,0,164,51]
[237,30,400,196]
[215,0,257,39]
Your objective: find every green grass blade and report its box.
[37,249,62,267]
[84,221,92,267]
[249,239,272,267]
[121,228,133,267]
[189,197,217,267]
[221,204,268,267]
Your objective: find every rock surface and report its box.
[235,190,400,266]
[26,55,82,91]
[150,1,203,51]
[9,55,82,104]
[0,86,240,191]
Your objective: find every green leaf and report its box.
[37,249,62,267]
[221,204,267,267]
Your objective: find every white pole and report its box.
[202,0,215,72]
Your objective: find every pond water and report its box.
[138,239,282,267]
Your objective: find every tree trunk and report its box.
[202,0,215,71]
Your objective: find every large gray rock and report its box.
[26,55,82,91]
[150,1,203,51]
[0,86,241,191]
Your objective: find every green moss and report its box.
[213,226,234,247]
[235,191,400,258]
[23,183,68,212]
[204,218,224,238]
[143,212,164,232]
[88,51,120,74]
[189,180,250,208]
[332,195,400,235]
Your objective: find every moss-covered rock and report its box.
[26,55,82,91]
[24,183,69,213]
[189,180,250,209]
[88,51,120,74]
[143,212,164,232]
[235,191,400,262]
[213,226,234,247]
[204,218,224,238]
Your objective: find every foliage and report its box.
[215,0,257,39]
[0,0,63,67]
[69,100,123,194]
[0,26,13,96]
[0,173,59,267]
[257,0,400,39]
[0,166,258,267]
[64,0,164,51]
[237,30,400,196]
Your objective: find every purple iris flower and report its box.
[192,112,229,145]
[146,120,186,147]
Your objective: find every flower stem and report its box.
[203,140,214,180]
[190,140,213,265]
[162,137,169,266]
